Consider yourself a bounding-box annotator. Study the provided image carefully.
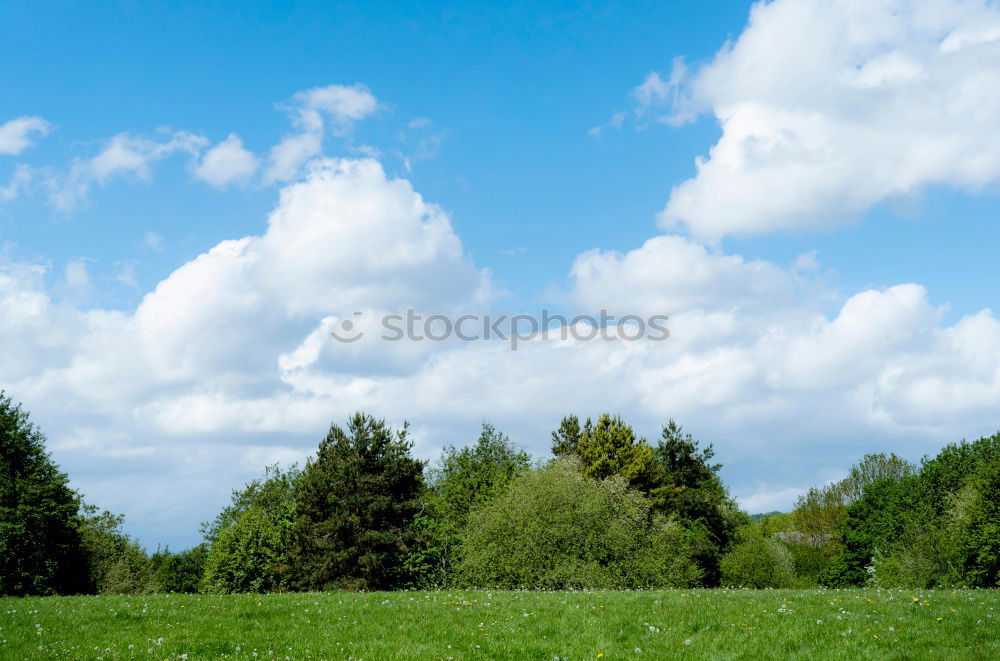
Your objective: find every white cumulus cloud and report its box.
[630,0,1000,239]
[3,164,1000,544]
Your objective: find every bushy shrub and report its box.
[201,465,298,593]
[456,458,701,589]
[77,505,155,595]
[719,530,797,588]
[405,423,531,588]
[202,505,292,593]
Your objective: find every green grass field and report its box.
[2,588,997,660]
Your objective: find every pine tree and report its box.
[289,413,424,591]
[551,415,582,457]
[553,413,654,489]
[0,392,85,596]
[647,419,721,511]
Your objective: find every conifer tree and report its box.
[553,413,654,489]
[551,415,582,457]
[289,413,424,591]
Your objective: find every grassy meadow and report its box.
[2,588,998,660]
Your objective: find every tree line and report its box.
[2,390,998,595]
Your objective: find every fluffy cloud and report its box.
[4,159,1000,545]
[633,0,1000,239]
[0,116,51,155]
[0,158,488,543]
[264,84,378,183]
[194,134,260,187]
[4,33,1000,544]
[48,131,207,212]
[570,235,800,316]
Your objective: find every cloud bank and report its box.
[4,155,1000,544]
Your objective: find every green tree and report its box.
[919,434,1000,515]
[148,544,208,593]
[289,413,424,591]
[201,464,299,593]
[552,415,743,586]
[552,413,654,488]
[868,454,1000,588]
[646,420,745,586]
[77,504,154,594]
[431,423,531,520]
[823,474,930,587]
[550,415,582,457]
[792,453,917,566]
[0,392,86,596]
[819,440,996,588]
[407,423,530,586]
[838,453,916,505]
[456,458,700,589]
[957,457,1000,586]
[720,527,797,588]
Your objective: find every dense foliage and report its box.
[719,527,797,588]
[782,436,1000,589]
[0,392,85,596]
[200,464,298,593]
[77,505,155,594]
[3,389,999,595]
[456,457,700,588]
[405,423,531,587]
[552,415,743,585]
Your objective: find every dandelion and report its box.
[684,639,692,646]
[937,617,943,622]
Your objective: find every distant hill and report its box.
[749,510,784,521]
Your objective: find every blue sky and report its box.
[3,1,747,303]
[3,0,1000,548]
